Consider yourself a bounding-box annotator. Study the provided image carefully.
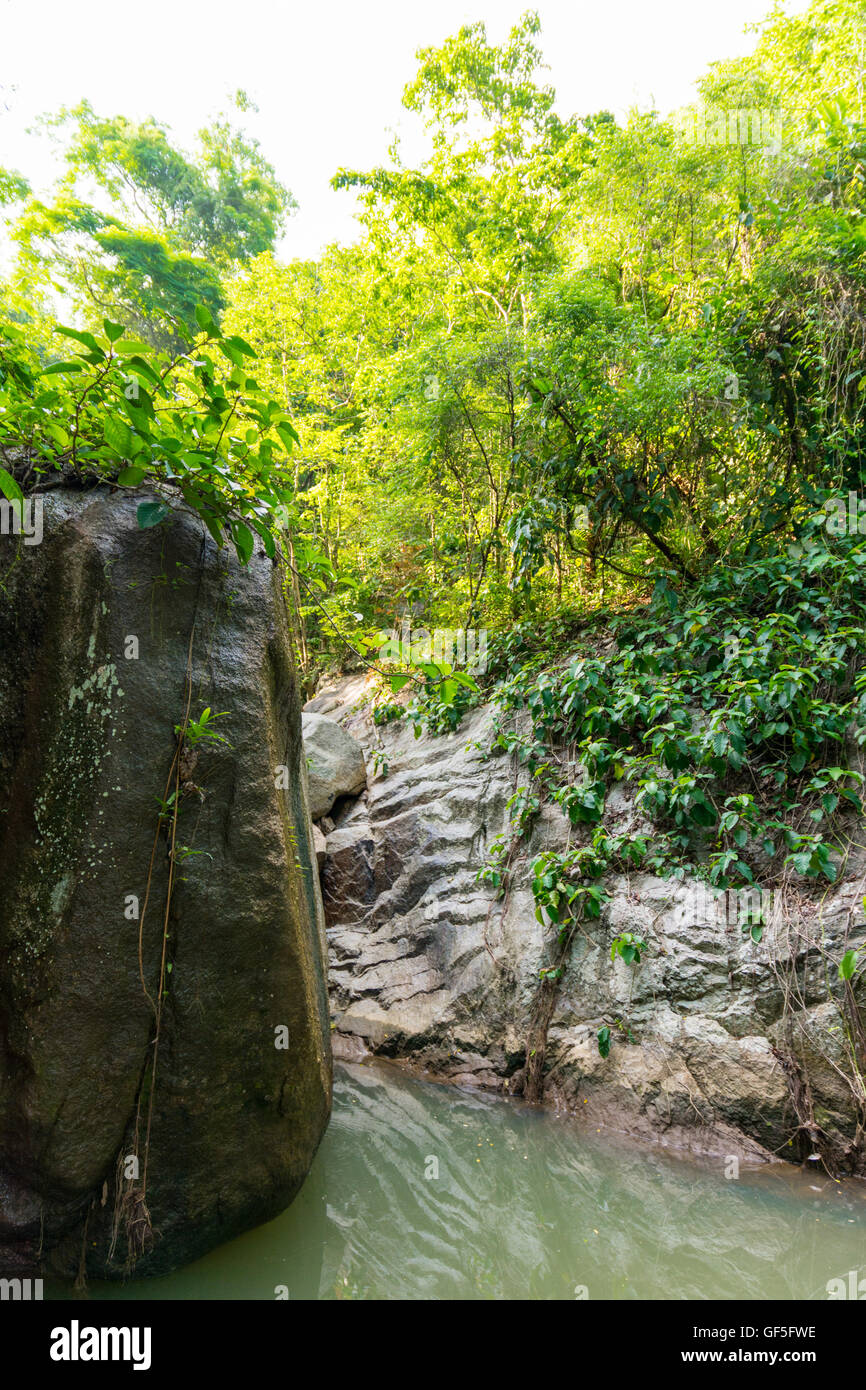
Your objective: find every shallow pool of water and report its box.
[51,1060,866,1300]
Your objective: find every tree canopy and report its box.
[4,0,866,905]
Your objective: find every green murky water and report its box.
[50,1061,866,1301]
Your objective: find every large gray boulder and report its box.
[302,711,367,819]
[0,487,332,1278]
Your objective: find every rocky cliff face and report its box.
[316,677,866,1165]
[0,487,331,1278]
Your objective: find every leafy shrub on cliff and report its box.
[0,307,299,565]
[483,516,866,899]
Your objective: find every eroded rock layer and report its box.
[320,677,866,1164]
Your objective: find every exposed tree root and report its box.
[524,976,560,1104]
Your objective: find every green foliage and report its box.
[12,97,292,351]
[491,529,866,888]
[611,932,647,966]
[177,708,231,748]
[370,748,390,779]
[840,947,859,980]
[479,526,866,996]
[405,666,481,736]
[3,0,866,987]
[0,310,299,565]
[204,0,866,675]
[0,168,29,206]
[360,637,482,736]
[371,700,404,727]
[528,843,611,929]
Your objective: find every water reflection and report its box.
[51,1060,866,1301]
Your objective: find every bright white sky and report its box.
[0,0,810,261]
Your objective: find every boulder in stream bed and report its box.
[302,710,367,819]
[0,487,332,1278]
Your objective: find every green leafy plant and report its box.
[176,707,230,748]
[839,948,859,981]
[370,748,390,779]
[739,897,766,944]
[0,309,300,568]
[610,931,647,966]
